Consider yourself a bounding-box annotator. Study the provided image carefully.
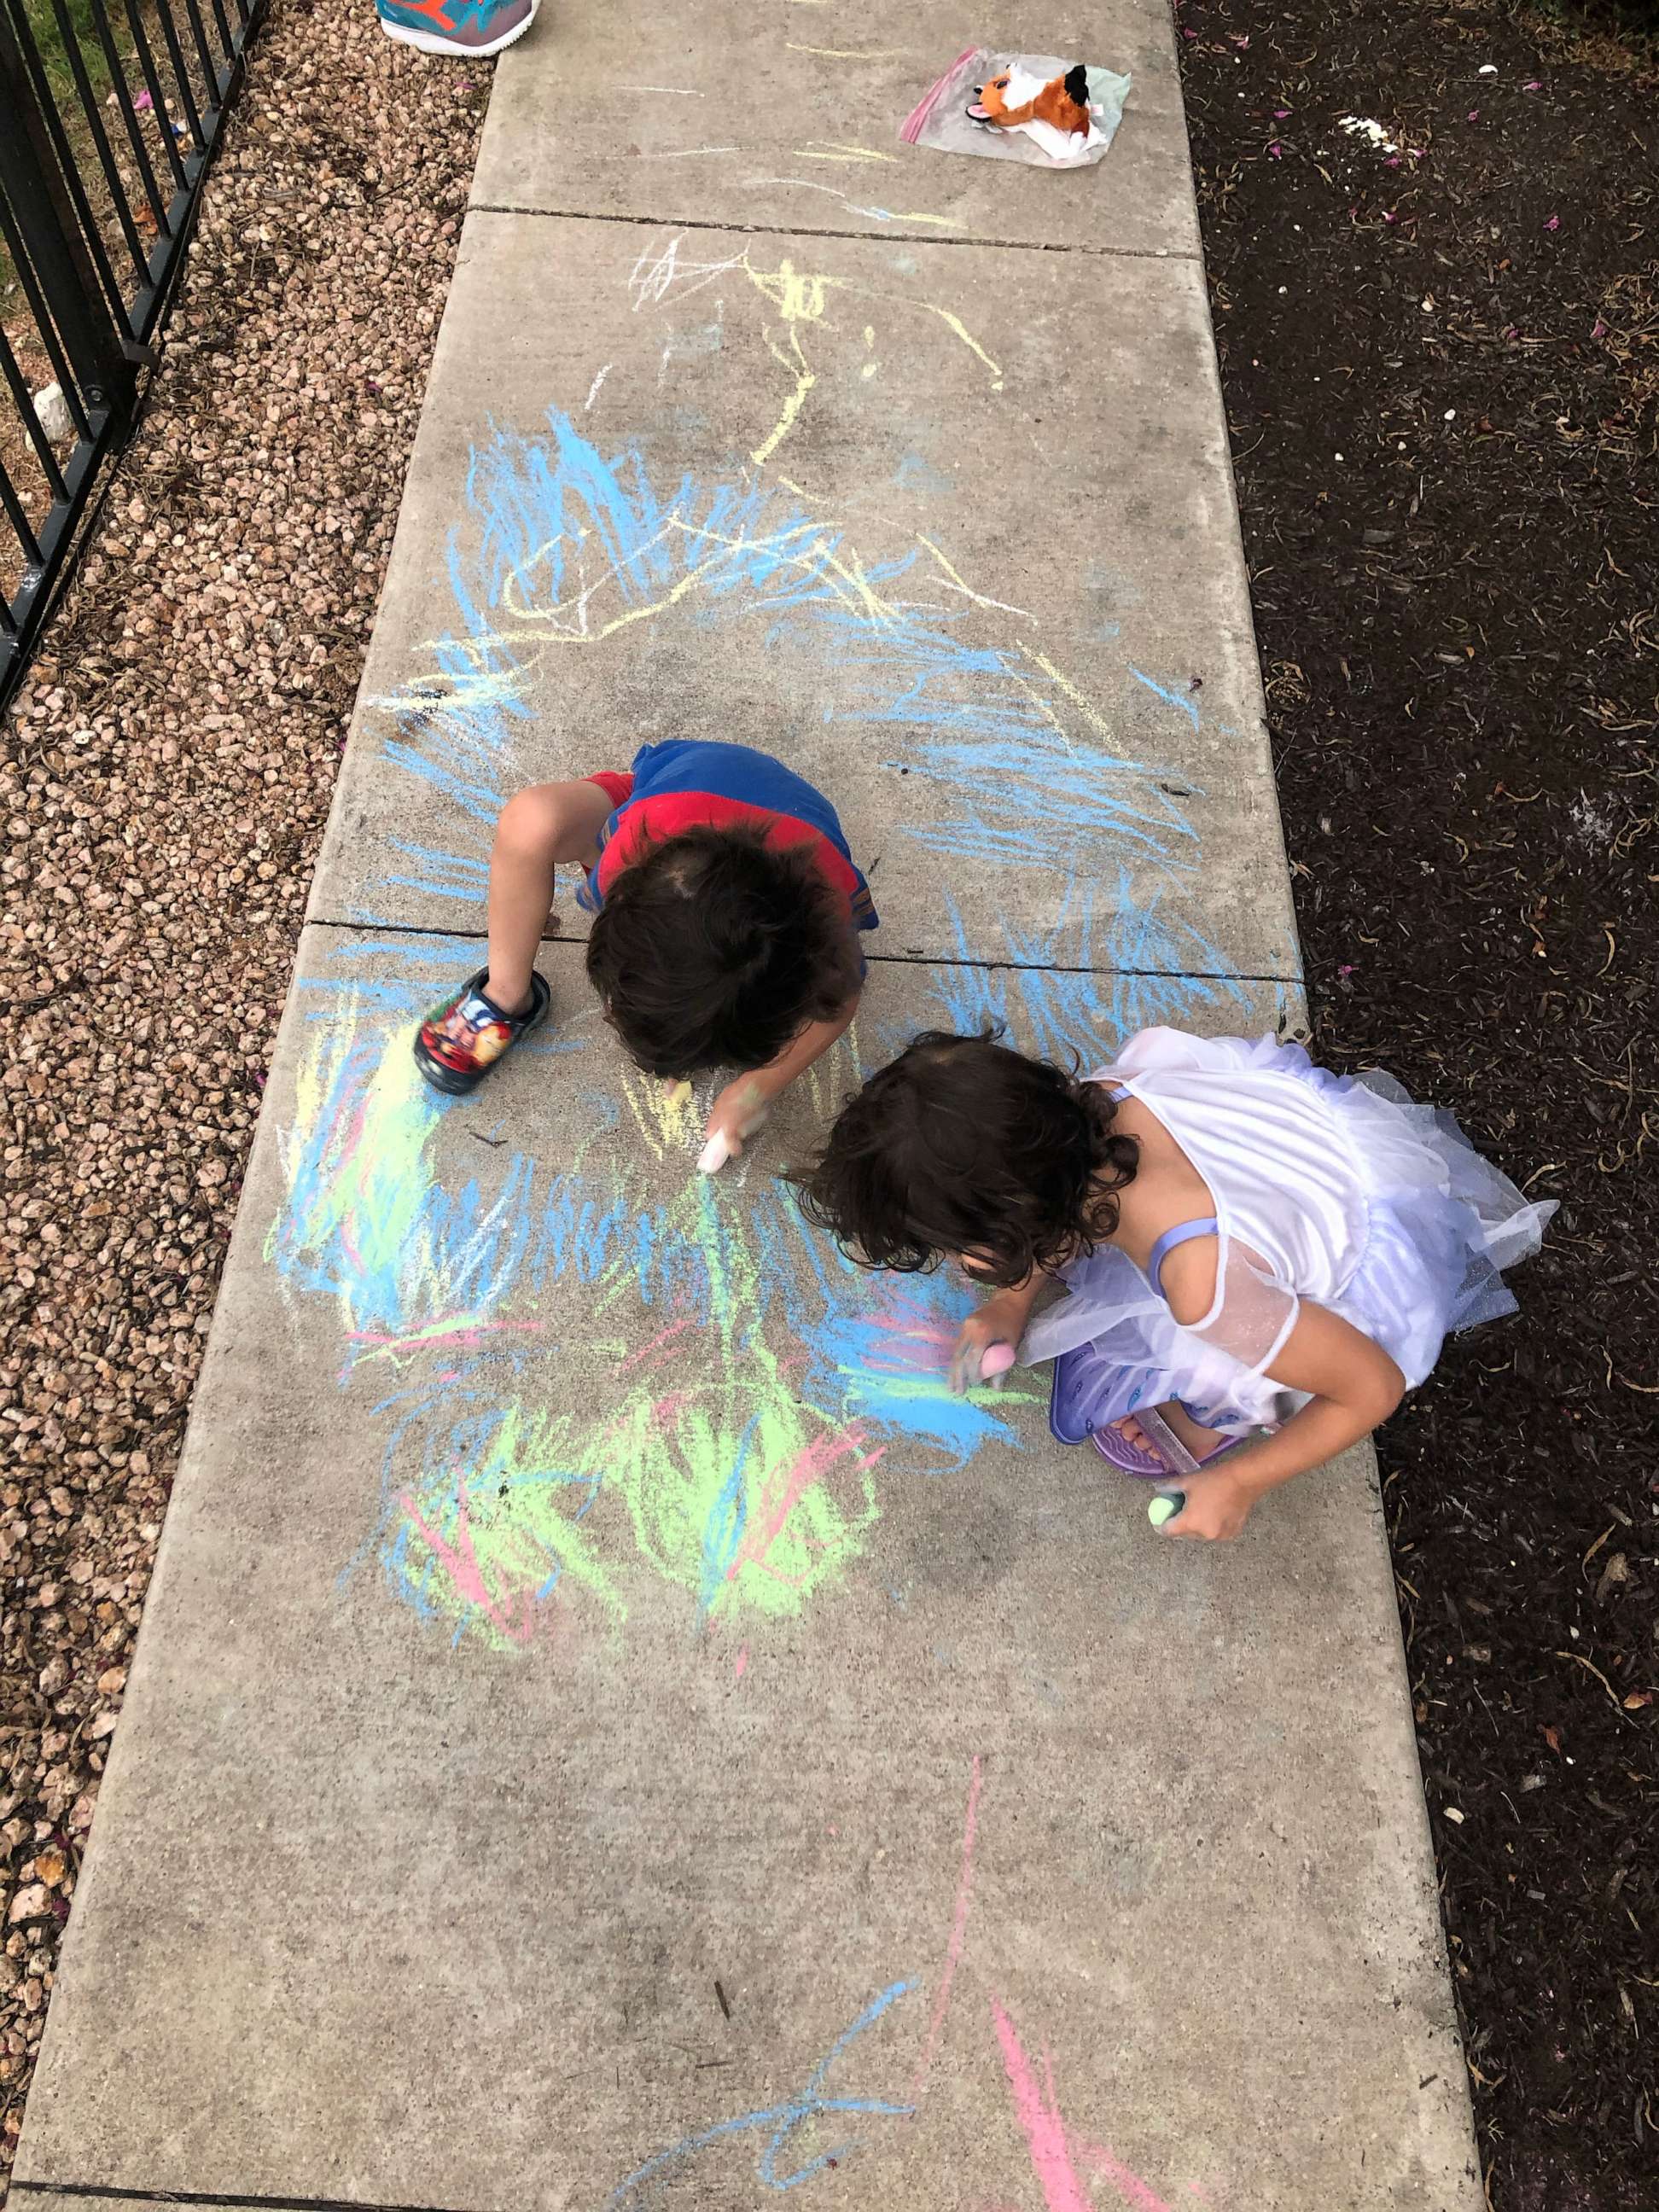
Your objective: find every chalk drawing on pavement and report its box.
[600,1755,1202,2208]
[268,227,1260,1652]
[271,941,1042,1651]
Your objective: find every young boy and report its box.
[414,740,877,1163]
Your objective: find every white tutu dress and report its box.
[1023,1028,1554,1435]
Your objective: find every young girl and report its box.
[414,740,877,1163]
[798,1025,1552,1541]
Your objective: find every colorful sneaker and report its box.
[413,968,550,1096]
[376,0,538,59]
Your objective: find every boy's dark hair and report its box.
[795,1028,1138,1288]
[585,823,859,1077]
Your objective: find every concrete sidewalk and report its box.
[15,6,1481,2209]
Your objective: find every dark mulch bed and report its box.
[1178,2,1656,2204]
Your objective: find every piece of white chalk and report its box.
[696,1096,771,1176]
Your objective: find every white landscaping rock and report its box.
[32,384,74,444]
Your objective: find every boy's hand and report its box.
[1158,1464,1258,1542]
[699,1078,771,1173]
[947,1294,1027,1396]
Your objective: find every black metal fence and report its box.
[0,0,262,703]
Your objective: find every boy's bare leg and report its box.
[484,779,616,1012]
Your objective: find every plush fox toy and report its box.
[967,62,1092,138]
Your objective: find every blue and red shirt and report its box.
[575,741,879,934]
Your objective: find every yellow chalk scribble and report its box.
[620,1069,710,1165]
[918,536,1034,623]
[921,304,1004,389]
[791,143,901,165]
[1020,644,1121,748]
[754,328,818,466]
[387,500,1027,721]
[743,260,829,466]
[622,238,997,471]
[378,243,1011,694]
[785,44,906,59]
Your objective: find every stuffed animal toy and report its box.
[967,62,1092,139]
[901,47,1129,172]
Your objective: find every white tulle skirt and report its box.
[1025,1045,1556,1435]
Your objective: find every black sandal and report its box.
[412,969,550,1095]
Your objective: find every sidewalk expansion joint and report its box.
[466,202,1202,264]
[11,2186,486,2212]
[305,915,1297,988]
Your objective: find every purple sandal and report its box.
[1049,1342,1257,1480]
[1089,1407,1247,1480]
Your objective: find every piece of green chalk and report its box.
[1148,1492,1184,1528]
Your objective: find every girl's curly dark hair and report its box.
[794,1028,1138,1287]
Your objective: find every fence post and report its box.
[0,6,135,428]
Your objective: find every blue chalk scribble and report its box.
[611,1978,917,2203]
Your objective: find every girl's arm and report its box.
[1159,1290,1405,1540]
[947,1272,1045,1396]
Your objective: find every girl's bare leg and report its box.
[484,779,616,1012]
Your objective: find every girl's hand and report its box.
[947,1294,1027,1396]
[1158,1464,1258,1542]
[698,1078,771,1173]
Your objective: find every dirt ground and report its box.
[1178,3,1657,2205]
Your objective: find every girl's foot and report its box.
[1091,1399,1246,1480]
[1047,1345,1264,1474]
[413,968,550,1095]
[1112,1401,1226,1462]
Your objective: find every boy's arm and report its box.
[754,998,859,1097]
[486,779,619,1013]
[701,990,860,1162]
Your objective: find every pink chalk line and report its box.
[617,1317,695,1374]
[399,1482,538,1648]
[1079,2137,1181,2212]
[991,1998,1175,2212]
[857,1310,957,1376]
[348,1316,545,1353]
[910,1751,985,2099]
[725,1425,883,1584]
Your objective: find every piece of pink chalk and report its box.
[980,1342,1016,1380]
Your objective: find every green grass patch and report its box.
[20,0,119,107]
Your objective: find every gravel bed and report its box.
[0,1,490,2180]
